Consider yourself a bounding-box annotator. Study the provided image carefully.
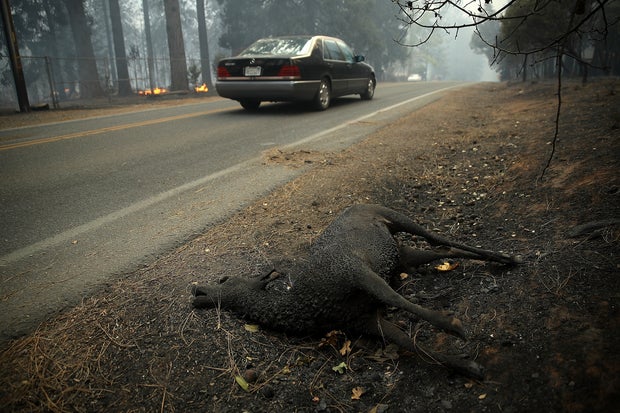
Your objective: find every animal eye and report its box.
[218,276,230,284]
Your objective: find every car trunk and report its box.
[218,58,296,79]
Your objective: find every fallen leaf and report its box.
[351,386,364,400]
[340,339,352,356]
[235,375,250,392]
[478,393,487,400]
[319,330,345,348]
[435,261,459,272]
[312,396,320,403]
[464,382,474,389]
[399,272,409,280]
[332,362,347,374]
[244,324,260,332]
[294,355,314,366]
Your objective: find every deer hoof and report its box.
[450,317,467,340]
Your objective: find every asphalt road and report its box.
[0,81,466,343]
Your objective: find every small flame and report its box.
[141,87,167,96]
[194,83,209,93]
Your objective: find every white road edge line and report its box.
[281,85,463,148]
[0,85,461,266]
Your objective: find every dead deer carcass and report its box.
[192,204,521,379]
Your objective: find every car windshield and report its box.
[239,37,313,57]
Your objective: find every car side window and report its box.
[324,39,345,61]
[337,41,355,63]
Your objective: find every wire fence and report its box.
[0,54,211,110]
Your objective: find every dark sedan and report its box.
[215,35,376,111]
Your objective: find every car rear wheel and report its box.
[313,78,331,111]
[360,76,375,100]
[240,99,261,111]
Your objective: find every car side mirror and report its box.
[354,55,365,63]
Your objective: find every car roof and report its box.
[252,35,344,43]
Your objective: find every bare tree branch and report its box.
[391,0,618,179]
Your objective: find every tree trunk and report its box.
[42,2,67,98]
[102,0,117,86]
[163,0,188,91]
[142,0,155,91]
[64,0,104,98]
[0,0,30,111]
[108,0,132,95]
[196,0,212,88]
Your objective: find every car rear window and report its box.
[239,37,313,57]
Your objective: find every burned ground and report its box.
[1,80,618,412]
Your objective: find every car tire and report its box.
[313,78,331,111]
[360,76,375,100]
[240,99,261,111]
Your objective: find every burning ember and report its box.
[139,87,167,96]
[194,83,209,93]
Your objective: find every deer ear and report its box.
[261,269,281,281]
[268,270,281,280]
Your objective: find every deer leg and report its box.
[372,205,522,265]
[399,244,489,270]
[362,314,485,380]
[355,267,466,339]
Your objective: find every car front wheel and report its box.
[240,99,261,111]
[360,76,375,100]
[313,78,331,111]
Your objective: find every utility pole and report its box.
[0,0,30,112]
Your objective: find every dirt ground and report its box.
[0,80,618,413]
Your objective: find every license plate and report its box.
[244,66,262,76]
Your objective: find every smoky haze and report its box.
[2,0,616,110]
[444,28,499,82]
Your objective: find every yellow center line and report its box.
[0,106,232,152]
